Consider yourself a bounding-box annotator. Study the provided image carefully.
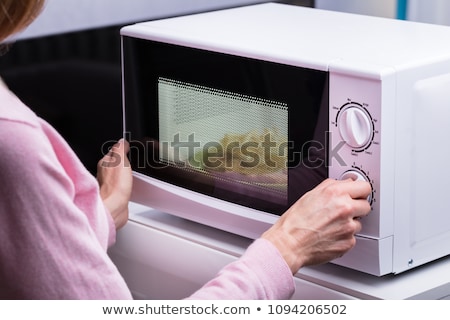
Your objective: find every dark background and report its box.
[0,0,314,175]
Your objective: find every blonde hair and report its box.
[0,0,45,41]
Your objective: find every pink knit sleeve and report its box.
[187,238,295,300]
[0,118,132,299]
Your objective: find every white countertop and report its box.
[109,202,450,299]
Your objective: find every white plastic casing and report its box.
[123,3,450,276]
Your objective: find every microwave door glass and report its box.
[158,77,289,212]
[123,37,328,215]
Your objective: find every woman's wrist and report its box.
[101,191,129,230]
[261,227,305,275]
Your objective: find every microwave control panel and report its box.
[329,72,382,239]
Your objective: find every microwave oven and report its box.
[121,3,450,276]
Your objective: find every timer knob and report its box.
[338,106,373,149]
[340,170,368,183]
[339,169,373,203]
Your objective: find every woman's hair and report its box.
[0,0,45,41]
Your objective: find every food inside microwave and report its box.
[190,128,286,172]
[185,128,288,193]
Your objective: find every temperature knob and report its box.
[339,169,373,203]
[338,106,373,150]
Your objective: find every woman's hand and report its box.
[262,178,372,274]
[97,139,133,230]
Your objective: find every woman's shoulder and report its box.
[0,86,49,164]
[0,84,40,129]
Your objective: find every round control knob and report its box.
[339,170,373,203]
[338,107,373,149]
[340,170,368,182]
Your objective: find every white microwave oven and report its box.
[121,3,450,276]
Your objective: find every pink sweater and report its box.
[0,85,294,299]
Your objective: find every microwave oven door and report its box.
[122,37,329,217]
